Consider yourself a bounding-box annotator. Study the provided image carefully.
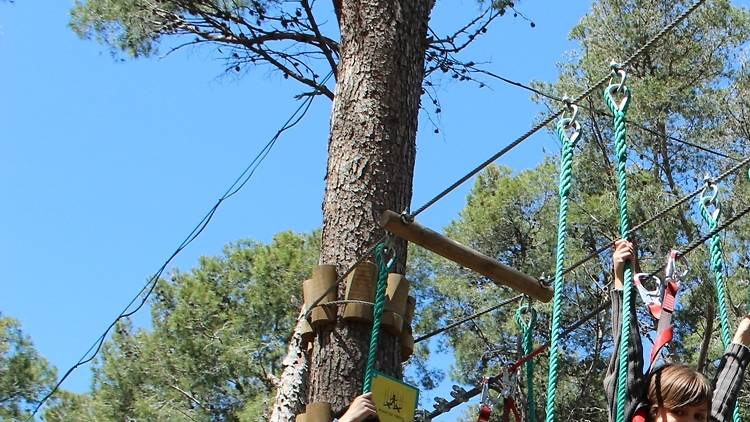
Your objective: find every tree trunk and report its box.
[270,0,434,419]
[269,310,310,422]
[310,0,434,415]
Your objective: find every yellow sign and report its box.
[371,372,419,422]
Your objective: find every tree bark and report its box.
[269,310,310,422]
[310,0,434,415]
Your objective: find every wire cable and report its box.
[411,0,707,218]
[413,294,524,344]
[470,67,740,162]
[26,72,333,420]
[561,155,750,278]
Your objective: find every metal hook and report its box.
[609,61,627,92]
[562,96,579,123]
[382,235,398,269]
[665,249,688,281]
[634,272,664,309]
[480,377,490,406]
[700,174,720,222]
[400,209,414,224]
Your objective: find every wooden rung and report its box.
[379,210,553,302]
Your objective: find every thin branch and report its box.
[301,0,338,79]
[169,385,207,411]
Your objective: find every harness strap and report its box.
[648,251,682,367]
[502,398,522,422]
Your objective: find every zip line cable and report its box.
[27,73,333,420]
[410,0,707,218]
[561,155,750,278]
[412,154,745,350]
[426,194,750,420]
[470,67,741,162]
[402,156,748,349]
[414,294,524,344]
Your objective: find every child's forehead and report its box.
[670,402,710,412]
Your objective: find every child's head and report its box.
[647,364,711,421]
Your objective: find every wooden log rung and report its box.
[379,210,553,302]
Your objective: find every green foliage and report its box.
[69,0,279,57]
[0,314,56,420]
[414,1,750,420]
[45,231,319,422]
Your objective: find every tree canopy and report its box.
[44,231,319,421]
[0,314,56,420]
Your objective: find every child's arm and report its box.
[603,240,647,422]
[711,316,750,422]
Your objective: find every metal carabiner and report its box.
[634,273,664,318]
[609,61,627,92]
[558,97,581,146]
[480,377,490,406]
[664,250,688,283]
[499,370,517,399]
[700,174,721,223]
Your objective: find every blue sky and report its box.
[2,0,598,417]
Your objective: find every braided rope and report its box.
[544,116,580,422]
[604,82,633,422]
[516,304,538,422]
[362,242,394,393]
[700,191,741,422]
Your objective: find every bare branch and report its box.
[301,0,338,79]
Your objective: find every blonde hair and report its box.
[648,365,711,412]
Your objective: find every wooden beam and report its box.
[379,210,553,302]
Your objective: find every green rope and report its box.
[516,303,538,422]
[362,242,395,394]
[604,81,632,422]
[544,115,580,422]
[700,189,742,422]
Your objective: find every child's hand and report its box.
[612,239,635,289]
[339,392,377,422]
[732,316,750,347]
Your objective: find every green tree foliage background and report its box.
[411,1,750,420]
[0,315,56,420]
[43,231,319,421]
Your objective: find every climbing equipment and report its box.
[700,177,741,422]
[497,371,522,422]
[646,251,683,367]
[362,242,395,394]
[545,101,581,422]
[604,63,633,422]
[477,378,493,422]
[515,303,537,422]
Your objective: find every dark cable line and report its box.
[412,154,749,352]
[27,72,333,420]
[561,155,750,278]
[471,67,741,162]
[414,294,524,344]
[410,0,707,218]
